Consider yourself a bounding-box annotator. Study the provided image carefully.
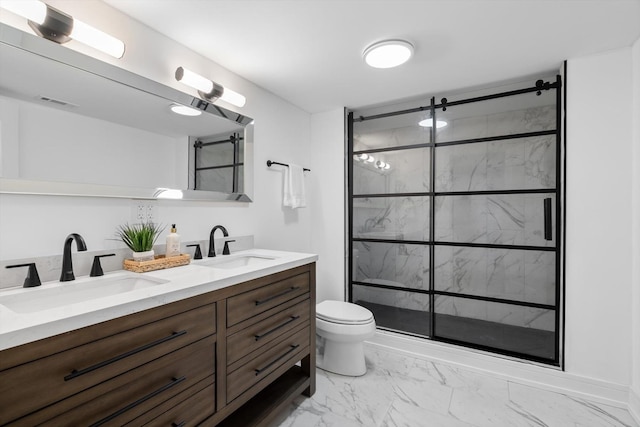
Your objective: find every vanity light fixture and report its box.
[375,160,391,170]
[363,39,414,69]
[354,153,373,162]
[418,118,448,128]
[175,67,246,108]
[0,0,126,58]
[170,103,202,117]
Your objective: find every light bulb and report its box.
[175,67,214,94]
[0,1,125,58]
[175,67,246,108]
[376,160,391,169]
[220,87,246,108]
[0,0,46,24]
[70,19,125,59]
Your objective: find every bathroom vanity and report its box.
[0,250,316,426]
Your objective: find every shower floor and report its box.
[356,300,556,361]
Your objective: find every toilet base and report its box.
[317,339,367,377]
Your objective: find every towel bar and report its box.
[266,160,310,172]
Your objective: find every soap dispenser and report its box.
[166,224,181,257]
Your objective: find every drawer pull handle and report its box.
[64,330,187,381]
[255,315,301,341]
[89,376,186,427]
[254,344,300,376]
[255,286,300,306]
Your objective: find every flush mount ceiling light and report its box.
[170,103,202,116]
[418,119,448,128]
[175,67,246,108]
[363,39,414,69]
[0,0,125,58]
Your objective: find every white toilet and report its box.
[316,300,376,376]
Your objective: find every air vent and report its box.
[37,96,78,108]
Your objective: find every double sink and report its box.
[0,253,276,314]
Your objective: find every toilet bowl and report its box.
[316,300,376,376]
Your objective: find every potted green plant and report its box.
[116,222,165,261]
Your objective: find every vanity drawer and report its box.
[0,303,216,426]
[136,378,216,427]
[227,324,309,403]
[227,298,310,366]
[226,272,310,327]
[41,338,215,427]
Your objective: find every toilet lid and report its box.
[316,300,374,325]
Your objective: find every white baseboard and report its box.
[629,387,640,425]
[367,330,630,408]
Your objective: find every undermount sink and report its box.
[198,254,275,270]
[0,275,169,314]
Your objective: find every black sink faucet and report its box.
[60,233,87,282]
[208,225,228,257]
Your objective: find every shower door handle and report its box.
[543,198,552,241]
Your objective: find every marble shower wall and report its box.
[352,97,557,332]
[352,147,430,195]
[353,242,429,291]
[353,110,431,152]
[434,193,556,248]
[434,246,556,331]
[435,135,556,192]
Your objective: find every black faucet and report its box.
[60,233,87,282]
[208,225,228,257]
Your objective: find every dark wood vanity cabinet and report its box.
[0,262,315,427]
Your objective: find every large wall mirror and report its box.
[0,23,254,202]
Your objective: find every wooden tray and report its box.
[123,253,191,273]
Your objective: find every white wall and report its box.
[309,108,346,303]
[565,48,634,387]
[630,36,640,420]
[0,0,312,261]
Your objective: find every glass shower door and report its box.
[350,110,433,337]
[348,76,563,365]
[431,86,560,363]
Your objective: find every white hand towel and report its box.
[283,164,306,209]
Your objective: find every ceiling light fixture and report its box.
[363,39,414,69]
[418,119,448,128]
[0,0,126,58]
[170,103,202,116]
[175,67,246,108]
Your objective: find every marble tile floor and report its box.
[276,345,638,427]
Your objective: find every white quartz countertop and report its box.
[0,249,317,351]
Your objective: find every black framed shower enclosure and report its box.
[347,77,563,366]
